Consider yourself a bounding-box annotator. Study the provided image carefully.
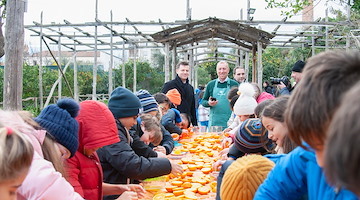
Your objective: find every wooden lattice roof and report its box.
[151,17,274,51]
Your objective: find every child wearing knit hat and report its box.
[97,87,183,200]
[135,89,159,115]
[134,90,175,155]
[64,100,145,200]
[221,83,258,150]
[220,155,275,200]
[35,98,80,159]
[165,88,182,107]
[215,118,273,200]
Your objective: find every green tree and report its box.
[265,0,360,18]
[114,60,165,94]
[197,66,211,86]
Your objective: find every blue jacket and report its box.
[161,108,182,135]
[254,146,358,200]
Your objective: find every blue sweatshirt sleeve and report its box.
[161,110,182,135]
[254,147,308,200]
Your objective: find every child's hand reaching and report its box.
[156,151,167,158]
[127,184,146,199]
[170,161,183,176]
[153,146,166,155]
[223,128,232,133]
[221,137,233,149]
[212,159,226,171]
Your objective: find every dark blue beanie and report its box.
[292,60,306,72]
[35,98,79,157]
[108,87,141,118]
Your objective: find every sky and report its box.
[25,0,340,24]
[24,0,341,37]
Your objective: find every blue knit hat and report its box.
[35,98,79,157]
[108,87,142,118]
[234,118,274,154]
[135,89,159,113]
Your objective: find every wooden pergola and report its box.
[151,17,274,86]
[21,13,358,110]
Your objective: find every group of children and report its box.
[0,86,192,200]
[213,50,360,200]
[1,50,360,200]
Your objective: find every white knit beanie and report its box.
[233,83,257,116]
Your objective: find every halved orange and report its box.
[201,167,212,174]
[171,180,183,186]
[197,186,211,195]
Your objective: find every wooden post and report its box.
[58,31,62,100]
[194,48,198,88]
[172,47,176,79]
[122,25,126,88]
[311,26,315,56]
[346,34,350,52]
[189,47,194,86]
[245,52,249,82]
[92,0,98,100]
[236,49,240,66]
[325,1,329,51]
[240,50,244,67]
[252,44,257,83]
[73,33,79,102]
[109,10,114,94]
[133,46,137,92]
[164,42,170,82]
[257,42,263,89]
[39,12,44,109]
[3,0,25,110]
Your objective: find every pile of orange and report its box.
[149,132,227,199]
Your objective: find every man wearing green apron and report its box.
[202,61,239,130]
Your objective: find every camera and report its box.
[210,97,217,101]
[270,76,290,87]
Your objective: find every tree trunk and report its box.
[3,0,24,110]
[0,22,5,58]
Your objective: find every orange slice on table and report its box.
[173,189,185,196]
[201,167,212,174]
[153,193,167,200]
[171,133,180,141]
[197,186,211,195]
[188,165,197,171]
[165,185,178,192]
[181,157,190,164]
[184,190,198,199]
[171,180,183,186]
[165,193,175,198]
[181,182,192,189]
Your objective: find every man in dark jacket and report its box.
[162,61,197,126]
[97,87,183,200]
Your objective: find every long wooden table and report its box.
[141,132,223,200]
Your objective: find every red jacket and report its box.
[65,100,120,200]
